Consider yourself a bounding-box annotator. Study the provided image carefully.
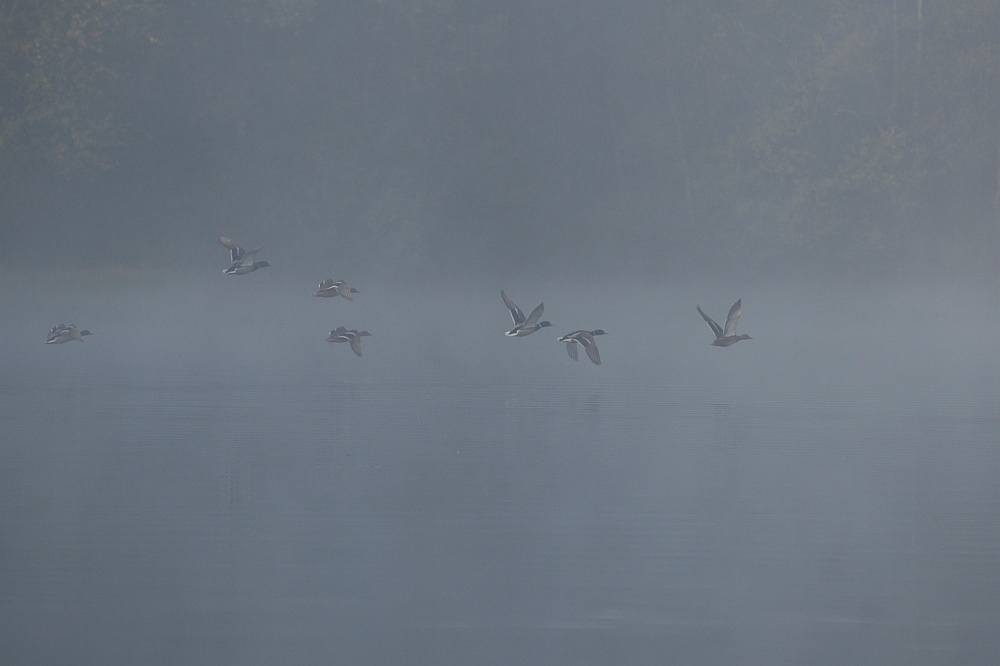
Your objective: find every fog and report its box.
[3,2,1000,664]
[4,275,1000,664]
[5,265,998,387]
[4,2,999,278]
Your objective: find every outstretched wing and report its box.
[501,290,525,325]
[336,281,354,300]
[723,299,742,337]
[523,302,545,327]
[565,341,579,361]
[219,235,245,263]
[577,333,601,365]
[697,306,723,338]
[349,336,363,357]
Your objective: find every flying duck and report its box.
[46,324,92,344]
[219,235,270,275]
[325,326,372,357]
[501,290,552,337]
[313,279,359,300]
[697,299,752,346]
[558,329,606,364]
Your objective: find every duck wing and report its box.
[229,248,261,270]
[239,248,259,263]
[219,235,246,263]
[565,341,579,361]
[523,302,545,328]
[349,336,363,356]
[723,299,742,337]
[697,306,723,338]
[336,281,354,300]
[576,332,601,364]
[501,290,525,325]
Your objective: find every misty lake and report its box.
[2,274,999,665]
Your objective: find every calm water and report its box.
[2,275,999,664]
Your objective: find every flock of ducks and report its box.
[45,235,753,361]
[498,288,751,364]
[220,236,373,357]
[501,289,610,365]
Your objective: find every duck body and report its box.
[558,329,606,364]
[501,290,552,337]
[711,334,750,347]
[219,235,270,275]
[223,260,270,275]
[325,326,372,356]
[697,299,752,347]
[313,279,359,300]
[46,324,92,344]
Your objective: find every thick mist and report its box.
[4,2,1000,664]
[4,276,1000,664]
[5,269,998,390]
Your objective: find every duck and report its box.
[501,290,552,337]
[313,279,359,300]
[46,324,92,344]
[325,326,372,357]
[697,299,752,346]
[219,235,270,275]
[558,329,606,365]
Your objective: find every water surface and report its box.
[2,276,999,664]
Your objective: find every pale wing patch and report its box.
[723,299,742,337]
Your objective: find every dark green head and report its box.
[79,330,93,336]
[538,321,552,328]
[255,261,270,269]
[591,329,607,336]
